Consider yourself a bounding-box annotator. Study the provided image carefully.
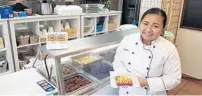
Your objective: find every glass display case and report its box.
[40,28,138,95]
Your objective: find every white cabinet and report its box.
[0,20,14,75]
[9,15,81,71]
[81,11,122,38]
[8,11,121,71]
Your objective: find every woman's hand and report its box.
[138,76,149,87]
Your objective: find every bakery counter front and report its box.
[49,46,118,95]
[42,28,139,95]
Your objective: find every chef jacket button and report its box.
[128,62,131,65]
[149,56,151,59]
[146,67,150,70]
[126,92,129,94]
[153,45,156,48]
[135,42,138,45]
[145,87,148,90]
[132,52,135,54]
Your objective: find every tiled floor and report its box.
[167,77,202,95]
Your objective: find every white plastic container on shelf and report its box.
[54,5,83,15]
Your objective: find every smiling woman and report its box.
[140,8,167,45]
[112,8,181,95]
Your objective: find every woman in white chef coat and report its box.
[113,8,181,95]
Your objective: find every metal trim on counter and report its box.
[43,28,140,59]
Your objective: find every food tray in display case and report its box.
[51,64,76,85]
[63,73,94,94]
[61,64,76,76]
[72,53,103,68]
[83,62,113,80]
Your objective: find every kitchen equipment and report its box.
[41,3,53,15]
[36,0,53,15]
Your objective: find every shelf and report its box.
[17,43,40,48]
[68,36,77,40]
[40,42,46,44]
[108,30,116,32]
[0,48,7,52]
[0,71,12,76]
[96,31,107,34]
[84,25,94,28]
[84,33,95,36]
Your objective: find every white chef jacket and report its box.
[112,33,181,95]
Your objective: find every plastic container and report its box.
[18,35,29,45]
[72,53,103,69]
[96,24,103,32]
[0,6,13,19]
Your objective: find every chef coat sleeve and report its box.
[147,47,181,94]
[112,37,128,73]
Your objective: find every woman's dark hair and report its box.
[141,8,167,28]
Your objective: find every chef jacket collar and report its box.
[138,35,159,46]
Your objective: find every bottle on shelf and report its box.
[64,22,70,30]
[48,26,54,33]
[61,23,65,32]
[40,29,48,42]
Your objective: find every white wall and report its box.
[175,28,202,79]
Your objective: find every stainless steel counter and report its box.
[44,28,139,59]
